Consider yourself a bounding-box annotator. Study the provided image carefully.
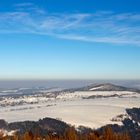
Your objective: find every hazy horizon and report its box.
[0,79,140,89]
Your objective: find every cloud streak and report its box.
[14,2,34,7]
[0,4,140,46]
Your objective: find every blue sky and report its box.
[0,0,140,80]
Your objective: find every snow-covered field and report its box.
[57,91,140,99]
[0,90,140,128]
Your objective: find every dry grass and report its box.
[0,126,131,140]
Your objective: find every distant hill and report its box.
[64,83,140,93]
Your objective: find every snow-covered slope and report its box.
[56,91,140,100]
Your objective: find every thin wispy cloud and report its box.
[0,3,140,46]
[13,2,45,14]
[14,3,34,7]
[56,34,140,45]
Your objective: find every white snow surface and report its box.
[56,91,140,100]
[0,129,17,137]
[89,86,105,91]
[0,91,140,128]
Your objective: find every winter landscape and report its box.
[0,0,140,139]
[0,83,140,139]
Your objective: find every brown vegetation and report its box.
[0,127,131,140]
